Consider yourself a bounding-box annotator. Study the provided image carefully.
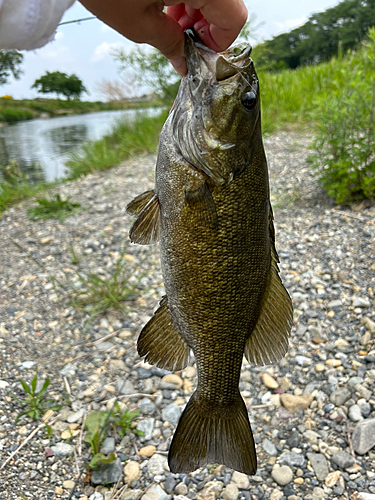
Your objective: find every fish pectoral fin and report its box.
[126,189,155,216]
[245,260,293,366]
[137,296,190,371]
[185,180,218,230]
[168,392,257,475]
[129,193,161,245]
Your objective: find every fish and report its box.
[126,28,293,475]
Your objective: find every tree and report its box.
[32,71,87,100]
[0,50,23,85]
[254,0,375,71]
[114,46,180,103]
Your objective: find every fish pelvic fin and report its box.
[245,219,293,366]
[128,192,161,245]
[137,297,190,371]
[168,392,257,475]
[126,189,155,216]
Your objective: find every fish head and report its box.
[170,28,262,185]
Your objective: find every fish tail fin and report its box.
[168,392,257,475]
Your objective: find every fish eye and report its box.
[242,91,257,111]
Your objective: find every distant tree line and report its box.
[253,0,375,70]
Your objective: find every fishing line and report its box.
[58,16,96,26]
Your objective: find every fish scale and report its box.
[127,28,293,475]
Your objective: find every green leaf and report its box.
[89,452,116,469]
[20,379,32,395]
[39,378,50,395]
[31,374,38,394]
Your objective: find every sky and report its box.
[2,0,342,100]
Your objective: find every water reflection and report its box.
[0,108,156,183]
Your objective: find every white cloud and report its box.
[55,31,64,41]
[271,17,307,35]
[91,42,124,62]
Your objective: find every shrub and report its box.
[309,28,375,204]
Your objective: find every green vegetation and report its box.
[84,405,141,471]
[10,374,61,422]
[114,46,180,103]
[253,0,375,71]
[310,28,375,204]
[0,50,23,85]
[27,193,82,221]
[32,71,87,100]
[70,248,143,321]
[0,97,153,124]
[67,110,167,179]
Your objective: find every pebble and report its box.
[325,471,341,488]
[270,489,283,500]
[141,484,168,500]
[330,387,351,406]
[138,397,157,415]
[161,374,183,388]
[262,373,279,389]
[280,393,313,413]
[279,451,305,467]
[139,445,157,457]
[62,480,75,489]
[116,378,135,395]
[147,454,166,476]
[315,364,325,373]
[325,359,342,368]
[231,471,250,489]
[331,450,355,469]
[67,408,86,423]
[161,403,181,425]
[263,439,278,456]
[124,461,141,484]
[51,442,74,458]
[271,465,293,485]
[352,296,371,308]
[357,494,375,500]
[349,404,363,422]
[352,418,375,455]
[91,458,123,485]
[175,483,188,495]
[101,437,115,454]
[307,452,329,481]
[0,380,9,388]
[222,484,239,500]
[137,418,155,441]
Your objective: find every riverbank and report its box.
[0,110,168,215]
[0,97,161,124]
[0,130,374,499]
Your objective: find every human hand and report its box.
[79,0,248,75]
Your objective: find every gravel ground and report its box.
[0,131,374,500]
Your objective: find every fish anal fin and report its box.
[137,297,189,371]
[245,263,293,366]
[126,190,155,216]
[169,392,257,475]
[185,180,218,230]
[129,193,161,245]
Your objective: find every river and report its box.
[0,108,159,184]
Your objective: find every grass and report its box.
[69,248,144,322]
[27,193,82,221]
[0,97,161,123]
[66,110,167,179]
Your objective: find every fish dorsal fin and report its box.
[129,193,161,245]
[245,206,293,366]
[126,189,155,216]
[185,180,218,230]
[137,296,190,371]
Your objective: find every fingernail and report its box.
[169,57,187,76]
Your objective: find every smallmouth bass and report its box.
[127,29,293,475]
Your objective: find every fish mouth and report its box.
[184,28,252,83]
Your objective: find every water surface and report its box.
[0,108,157,183]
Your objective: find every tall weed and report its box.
[309,29,375,204]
